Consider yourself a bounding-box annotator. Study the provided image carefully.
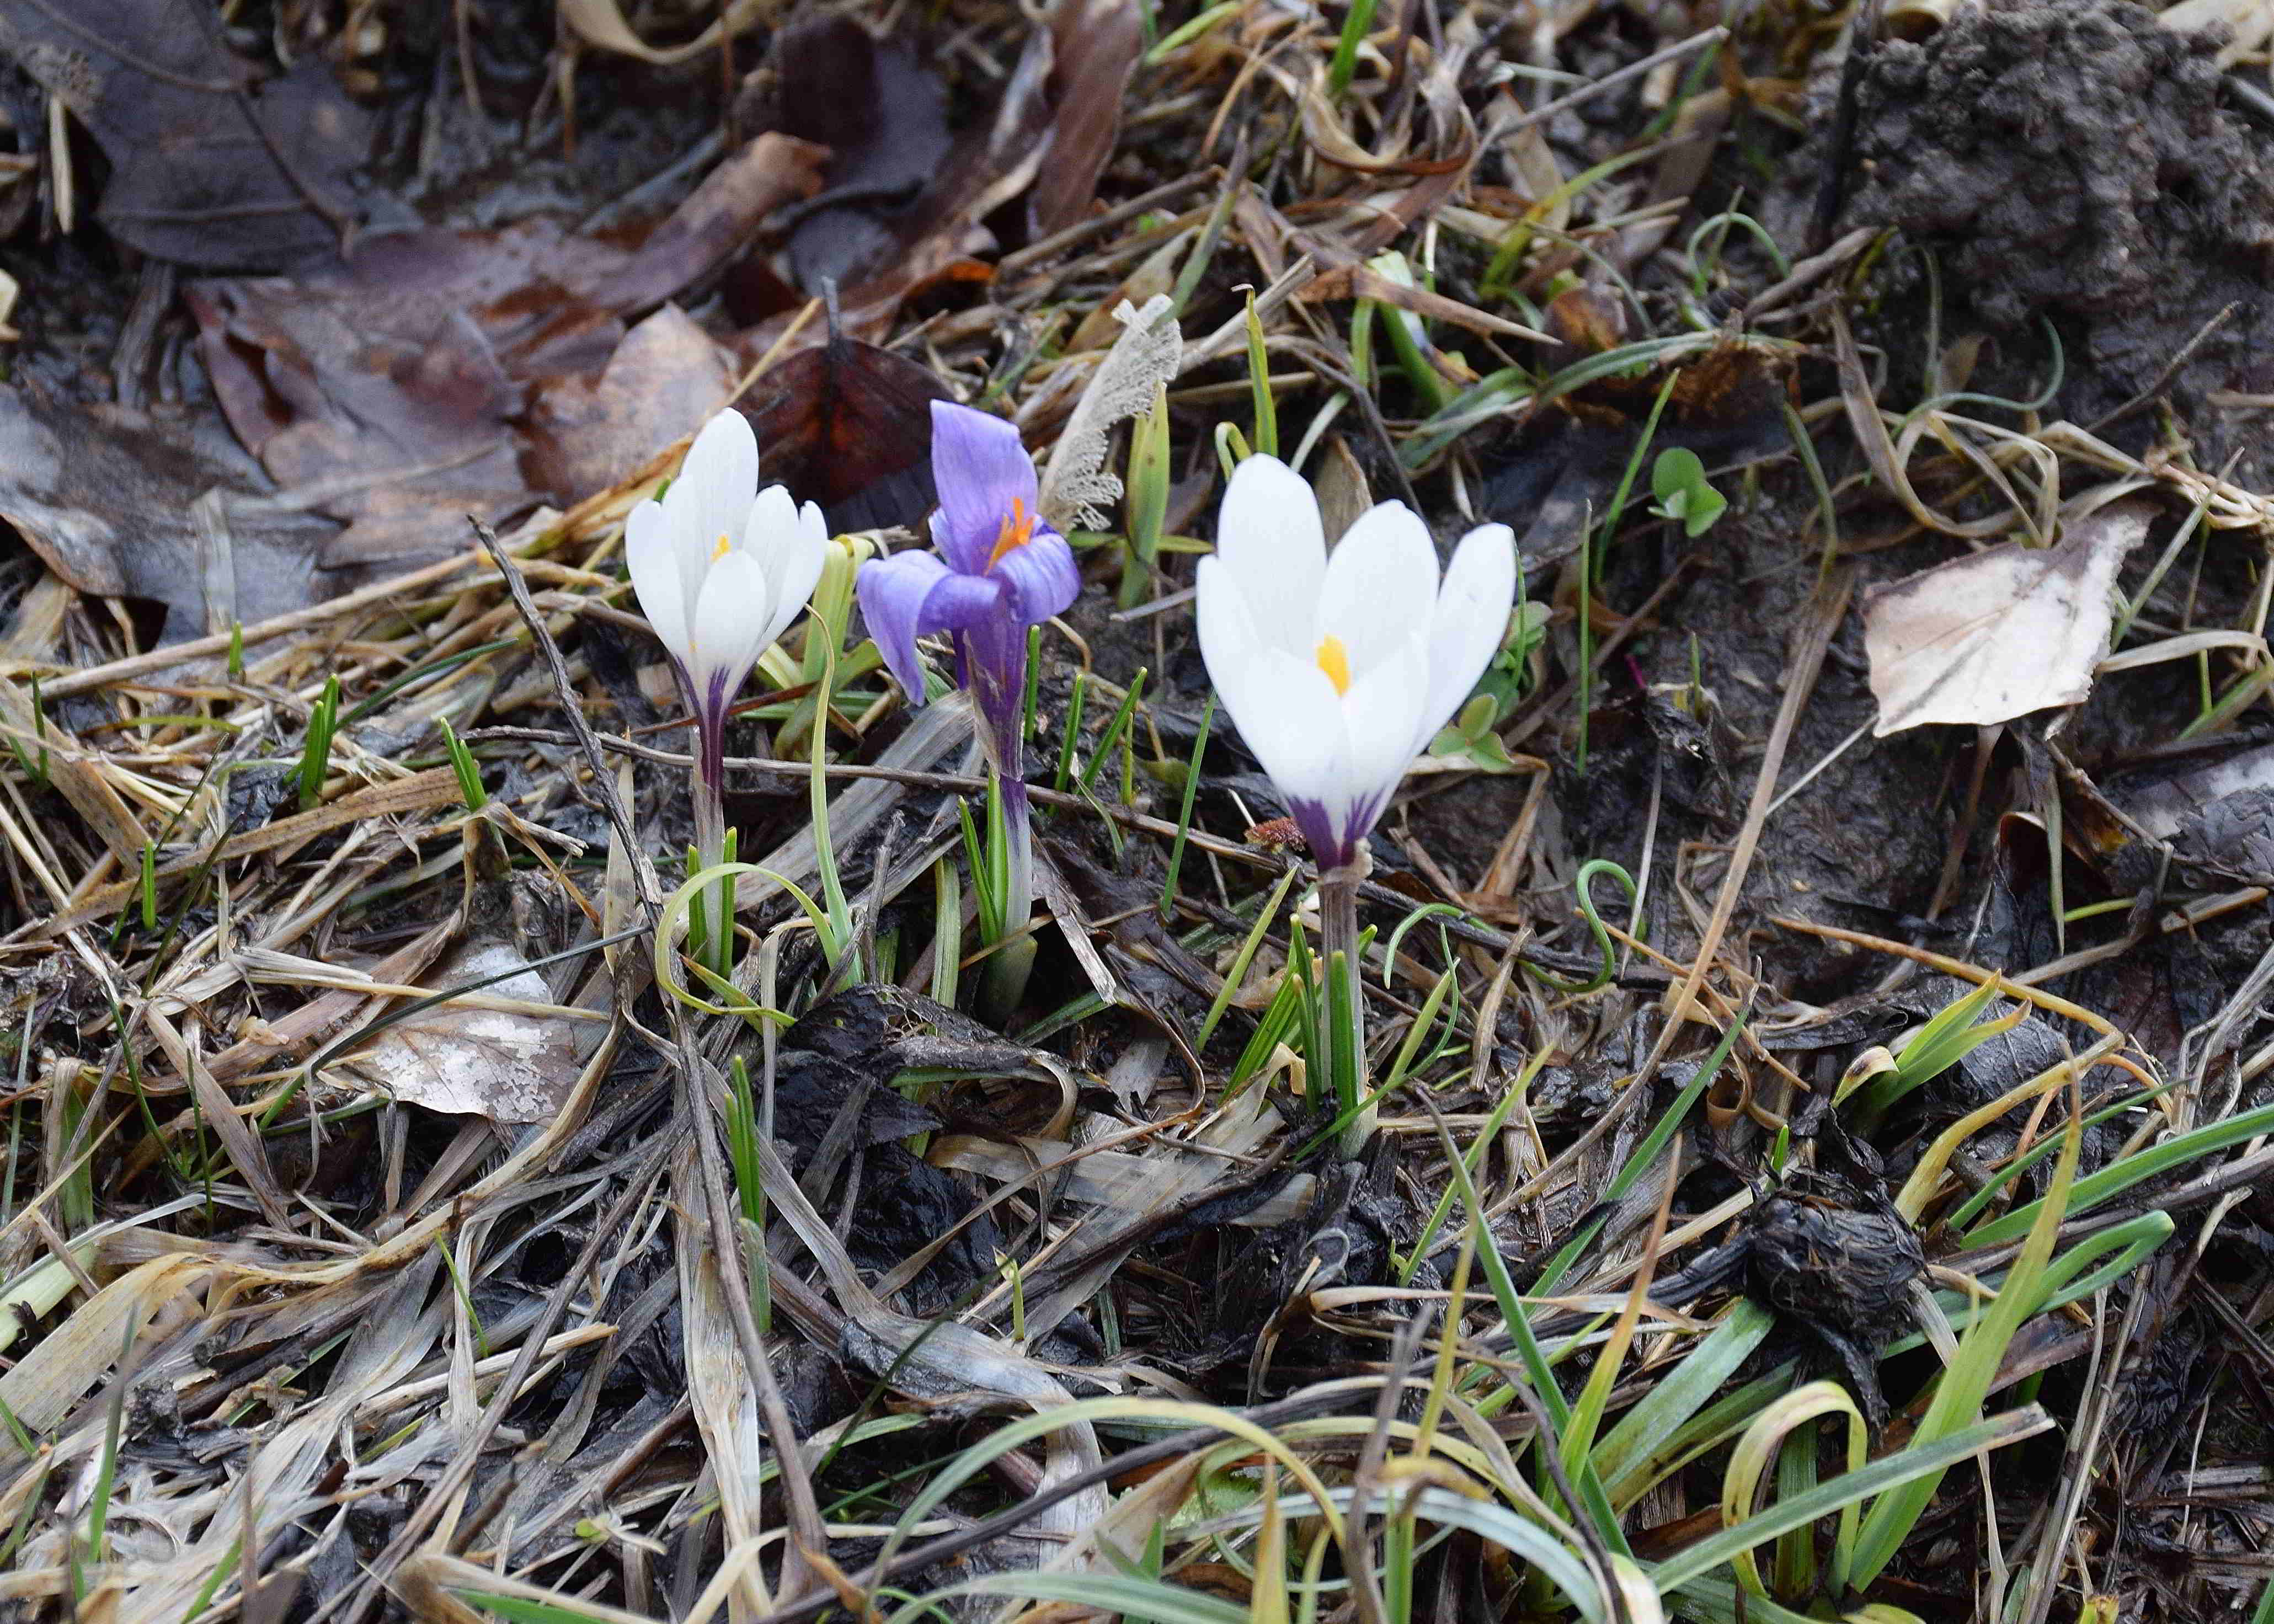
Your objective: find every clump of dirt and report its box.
[1834,0,2274,477]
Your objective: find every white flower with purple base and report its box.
[626,408,829,964]
[1197,455,1515,873]
[1198,454,1515,1147]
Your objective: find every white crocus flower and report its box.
[626,408,829,733]
[1197,455,1516,873]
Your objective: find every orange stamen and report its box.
[1315,633,1352,696]
[986,497,1037,569]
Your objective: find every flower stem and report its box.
[691,706,732,981]
[982,770,1038,1016]
[1320,842,1372,1155]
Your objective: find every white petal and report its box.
[1416,523,1518,754]
[690,548,773,698]
[1197,555,1268,737]
[1214,455,1325,660]
[1316,501,1438,679]
[625,499,692,666]
[1332,634,1431,835]
[662,410,760,584]
[1245,648,1344,811]
[1199,556,1334,806]
[745,486,828,647]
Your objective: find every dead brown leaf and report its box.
[525,305,733,506]
[1864,499,2155,736]
[0,383,334,640]
[746,328,949,530]
[339,937,590,1126]
[187,134,824,559]
[0,0,366,268]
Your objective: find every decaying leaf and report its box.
[187,135,825,559]
[0,384,335,641]
[1037,294,1182,531]
[0,0,367,269]
[1864,498,2154,736]
[761,15,959,295]
[525,304,733,504]
[746,329,949,531]
[339,939,589,1125]
[1027,0,1145,236]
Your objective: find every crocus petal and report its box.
[755,491,836,650]
[1198,554,1323,772]
[661,409,761,584]
[1214,455,1325,661]
[1195,555,1272,740]
[989,527,1081,627]
[914,569,1006,635]
[1331,634,1431,844]
[689,548,773,722]
[1416,523,1518,754]
[929,402,1039,574]
[1245,647,1345,812]
[736,484,809,637]
[857,550,953,703]
[1316,501,1438,680]
[625,498,692,667]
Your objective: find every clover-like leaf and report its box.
[1650,447,1728,538]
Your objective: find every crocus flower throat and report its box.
[989,498,1037,569]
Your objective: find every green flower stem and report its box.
[1321,843,1371,1155]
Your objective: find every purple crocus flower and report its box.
[858,402,1081,758]
[857,402,1081,938]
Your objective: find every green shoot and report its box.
[1327,0,1377,96]
[1122,383,1172,609]
[1158,695,1214,920]
[295,675,340,809]
[1054,670,1088,794]
[1021,624,1044,741]
[1078,670,1147,795]
[1214,420,1251,480]
[931,859,963,1009]
[726,1056,771,1333]
[437,715,488,811]
[1366,250,1453,414]
[1244,291,1277,457]
[1196,864,1297,1050]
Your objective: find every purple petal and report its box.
[1283,795,1361,873]
[915,569,1006,635]
[930,401,1039,575]
[857,551,953,704]
[989,528,1080,627]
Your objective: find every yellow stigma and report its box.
[1315,633,1352,696]
[986,498,1037,569]
[712,532,732,562]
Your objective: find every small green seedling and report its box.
[1428,600,1550,771]
[1430,693,1517,772]
[1649,447,1727,538]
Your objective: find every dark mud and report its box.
[1835,0,2274,481]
